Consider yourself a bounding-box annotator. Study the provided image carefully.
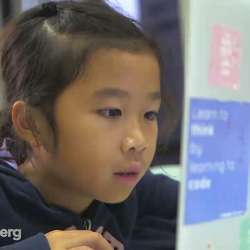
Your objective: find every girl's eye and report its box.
[145,111,159,121]
[97,108,122,118]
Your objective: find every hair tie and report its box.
[41,2,58,18]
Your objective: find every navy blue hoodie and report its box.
[0,161,178,250]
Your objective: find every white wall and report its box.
[107,0,140,20]
[21,0,141,20]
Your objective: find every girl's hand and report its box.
[45,228,113,250]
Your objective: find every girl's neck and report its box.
[19,160,93,214]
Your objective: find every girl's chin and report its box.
[97,190,134,204]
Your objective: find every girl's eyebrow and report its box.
[93,87,161,101]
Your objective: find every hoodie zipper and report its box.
[82,218,92,230]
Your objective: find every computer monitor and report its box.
[177,0,250,249]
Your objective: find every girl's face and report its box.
[49,49,161,203]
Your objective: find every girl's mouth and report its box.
[113,172,140,185]
[113,162,142,185]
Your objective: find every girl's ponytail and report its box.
[0,109,26,165]
[0,110,14,162]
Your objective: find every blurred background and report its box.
[0,0,184,168]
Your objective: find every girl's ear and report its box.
[12,101,53,152]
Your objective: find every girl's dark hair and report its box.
[0,0,161,165]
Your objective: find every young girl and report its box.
[0,1,178,249]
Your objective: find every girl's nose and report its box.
[121,128,148,154]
